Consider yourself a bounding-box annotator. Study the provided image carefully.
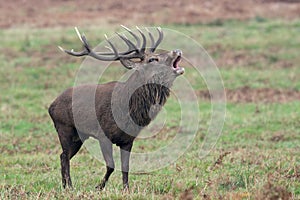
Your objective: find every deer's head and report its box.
[59,26,184,86]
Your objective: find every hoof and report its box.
[122,184,129,193]
[95,182,105,191]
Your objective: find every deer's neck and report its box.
[112,70,171,135]
[128,83,170,127]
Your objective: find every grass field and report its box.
[0,19,300,199]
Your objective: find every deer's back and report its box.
[48,82,118,133]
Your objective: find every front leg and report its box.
[120,142,133,191]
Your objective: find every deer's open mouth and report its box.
[172,54,185,75]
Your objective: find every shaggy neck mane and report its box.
[129,83,170,127]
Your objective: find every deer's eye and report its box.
[148,58,159,63]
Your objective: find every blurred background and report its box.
[1,0,300,28]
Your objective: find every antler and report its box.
[58,26,164,67]
[145,27,163,53]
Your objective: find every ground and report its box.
[0,1,300,200]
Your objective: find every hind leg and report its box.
[56,124,83,189]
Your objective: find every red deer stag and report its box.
[48,26,184,190]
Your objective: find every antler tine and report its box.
[103,34,119,58]
[121,25,141,50]
[75,27,83,43]
[145,27,155,52]
[151,27,164,52]
[115,32,139,54]
[58,27,90,57]
[136,26,146,54]
[74,27,92,54]
[58,46,65,52]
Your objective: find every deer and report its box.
[48,26,185,191]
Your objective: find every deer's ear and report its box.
[120,59,137,69]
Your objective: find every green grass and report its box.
[1,19,300,199]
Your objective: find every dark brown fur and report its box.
[49,27,184,190]
[48,51,182,190]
